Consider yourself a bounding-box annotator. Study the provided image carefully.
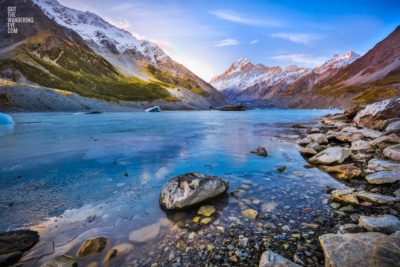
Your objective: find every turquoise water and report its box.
[0,110,342,265]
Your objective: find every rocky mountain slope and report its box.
[0,0,227,110]
[212,26,400,108]
[210,52,359,104]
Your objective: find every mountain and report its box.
[210,52,359,103]
[0,0,227,110]
[210,58,311,101]
[211,26,400,108]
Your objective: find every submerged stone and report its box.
[241,209,258,219]
[129,223,160,243]
[0,230,39,256]
[251,146,268,157]
[159,172,228,210]
[197,205,216,217]
[41,255,78,267]
[77,237,108,257]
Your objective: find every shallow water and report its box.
[0,110,343,265]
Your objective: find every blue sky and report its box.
[60,0,400,81]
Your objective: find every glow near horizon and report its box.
[60,0,399,81]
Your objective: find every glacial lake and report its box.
[0,110,344,266]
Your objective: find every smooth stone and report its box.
[0,230,39,255]
[197,205,216,217]
[308,133,328,144]
[320,164,362,180]
[330,189,359,205]
[103,243,134,263]
[367,158,400,172]
[200,217,212,224]
[41,255,78,267]
[0,252,22,266]
[309,147,351,165]
[241,209,258,219]
[383,144,400,161]
[307,142,325,152]
[338,224,366,234]
[335,132,363,142]
[77,237,108,257]
[258,250,300,267]
[394,188,400,198]
[359,215,400,234]
[297,137,312,146]
[366,170,400,184]
[300,147,317,156]
[351,140,372,151]
[356,191,398,204]
[159,172,228,210]
[386,120,400,133]
[358,128,383,139]
[251,146,268,157]
[129,223,160,243]
[353,97,400,130]
[319,232,400,267]
[370,134,400,148]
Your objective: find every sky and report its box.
[59,0,400,81]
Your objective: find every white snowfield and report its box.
[211,52,360,93]
[33,0,167,65]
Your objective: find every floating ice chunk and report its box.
[0,113,14,124]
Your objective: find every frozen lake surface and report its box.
[0,110,343,265]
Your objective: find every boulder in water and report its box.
[145,106,161,112]
[159,172,228,210]
[0,113,14,125]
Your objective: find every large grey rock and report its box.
[370,134,400,149]
[385,120,400,134]
[351,140,372,151]
[353,97,400,130]
[383,144,400,161]
[356,191,398,204]
[359,215,400,234]
[367,158,400,172]
[366,170,400,184]
[335,132,363,142]
[258,250,300,267]
[319,232,400,267]
[309,147,351,165]
[308,133,328,144]
[159,172,228,210]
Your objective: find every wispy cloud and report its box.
[110,2,138,12]
[270,32,321,44]
[250,39,259,45]
[214,38,241,47]
[105,17,131,30]
[271,54,327,66]
[210,10,280,27]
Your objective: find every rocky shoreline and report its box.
[1,98,399,266]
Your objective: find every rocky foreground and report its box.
[1,98,400,266]
[296,96,400,266]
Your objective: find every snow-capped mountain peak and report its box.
[32,0,167,65]
[314,51,360,74]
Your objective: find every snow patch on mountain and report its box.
[314,51,360,74]
[33,0,167,65]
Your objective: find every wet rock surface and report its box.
[0,230,39,266]
[159,172,229,210]
[319,232,400,267]
[359,215,400,234]
[251,146,268,157]
[77,237,108,257]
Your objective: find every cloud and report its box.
[250,39,259,45]
[271,54,327,66]
[214,38,241,47]
[270,32,321,44]
[210,10,280,27]
[105,17,131,30]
